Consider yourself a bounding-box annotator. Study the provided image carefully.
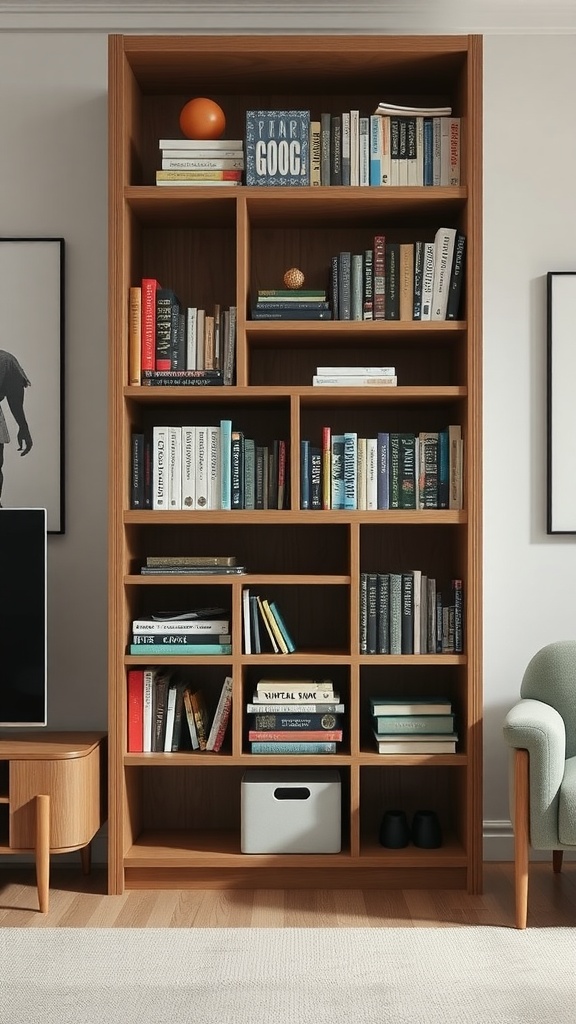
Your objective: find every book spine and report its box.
[130,432,145,510]
[369,114,382,186]
[255,690,337,702]
[366,437,378,510]
[401,572,414,654]
[250,741,337,753]
[246,703,345,714]
[155,288,175,371]
[167,425,181,510]
[206,677,233,751]
[431,227,457,320]
[248,730,342,742]
[341,111,350,185]
[129,643,232,655]
[343,431,358,510]
[310,447,322,510]
[133,619,229,632]
[338,251,351,321]
[377,572,390,654]
[384,241,400,320]
[141,278,158,371]
[231,430,245,509]
[322,426,331,510]
[310,119,321,185]
[195,425,209,509]
[181,426,196,509]
[350,254,364,321]
[152,426,168,511]
[446,233,466,320]
[220,419,232,510]
[127,669,143,752]
[330,114,342,185]
[373,715,455,733]
[399,242,415,322]
[300,439,311,510]
[320,112,331,185]
[161,157,244,170]
[363,248,373,320]
[250,714,342,730]
[399,433,417,509]
[367,572,378,655]
[421,241,436,320]
[330,434,345,510]
[373,234,386,320]
[132,633,231,645]
[128,286,142,385]
[377,432,390,510]
[208,424,221,509]
[360,572,368,654]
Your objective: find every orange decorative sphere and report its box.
[179,97,226,140]
[283,267,305,290]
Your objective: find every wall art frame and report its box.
[547,270,576,534]
[0,237,65,533]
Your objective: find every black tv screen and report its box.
[0,508,47,726]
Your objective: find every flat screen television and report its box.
[0,508,47,727]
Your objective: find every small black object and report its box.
[379,809,411,848]
[411,809,442,849]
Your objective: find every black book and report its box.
[446,233,466,320]
[401,572,414,655]
[130,432,145,509]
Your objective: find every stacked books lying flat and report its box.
[140,556,246,577]
[248,679,343,753]
[312,366,397,387]
[360,572,463,655]
[243,589,296,656]
[370,696,457,754]
[129,606,232,656]
[251,288,332,321]
[156,138,244,186]
[127,669,232,752]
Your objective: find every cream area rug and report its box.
[1,927,574,1023]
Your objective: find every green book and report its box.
[373,714,455,734]
[129,644,231,656]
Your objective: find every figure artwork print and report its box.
[0,238,64,532]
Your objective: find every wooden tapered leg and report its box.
[35,794,50,913]
[553,849,564,873]
[513,749,530,929]
[80,842,92,875]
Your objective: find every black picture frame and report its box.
[547,270,576,534]
[0,237,65,533]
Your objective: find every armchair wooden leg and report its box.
[35,794,50,914]
[514,749,530,929]
[553,849,564,873]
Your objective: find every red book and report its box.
[206,676,233,752]
[127,668,144,752]
[141,277,161,372]
[322,425,331,509]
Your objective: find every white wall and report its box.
[0,16,574,859]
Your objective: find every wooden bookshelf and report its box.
[108,34,482,894]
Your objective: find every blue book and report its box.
[129,644,232,656]
[423,117,434,186]
[268,601,297,653]
[245,110,310,186]
[220,419,232,510]
[369,114,382,186]
[343,432,358,509]
[250,741,337,754]
[331,434,345,510]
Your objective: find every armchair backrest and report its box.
[520,640,576,758]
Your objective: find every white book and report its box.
[159,138,244,150]
[155,180,241,187]
[255,679,333,693]
[163,684,178,752]
[195,425,210,510]
[366,437,378,510]
[181,425,196,509]
[167,425,182,510]
[161,157,244,170]
[406,117,418,186]
[431,227,457,320]
[208,425,221,509]
[186,307,197,369]
[341,111,350,184]
[243,588,251,655]
[420,241,436,320]
[133,618,230,633]
[143,669,155,752]
[374,102,452,117]
[316,366,395,375]
[412,568,422,655]
[152,425,169,510]
[162,148,244,159]
[312,375,398,387]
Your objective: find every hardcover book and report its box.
[245,110,310,186]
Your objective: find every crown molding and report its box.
[1,1,576,35]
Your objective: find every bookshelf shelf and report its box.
[108,33,482,895]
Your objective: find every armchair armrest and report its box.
[503,698,566,849]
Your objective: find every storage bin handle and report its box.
[274,787,310,800]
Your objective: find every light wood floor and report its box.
[0,862,575,927]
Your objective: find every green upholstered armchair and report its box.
[503,640,576,928]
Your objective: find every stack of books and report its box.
[312,366,397,387]
[155,138,244,187]
[127,669,232,752]
[251,288,331,321]
[129,605,232,656]
[370,696,457,754]
[248,678,344,753]
[140,556,246,577]
[242,589,296,655]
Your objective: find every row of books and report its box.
[370,696,458,754]
[130,424,289,512]
[242,107,460,187]
[156,139,244,187]
[248,678,343,753]
[129,605,233,657]
[242,589,296,655]
[300,426,463,511]
[360,573,463,655]
[129,277,236,385]
[127,668,233,753]
[331,228,465,323]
